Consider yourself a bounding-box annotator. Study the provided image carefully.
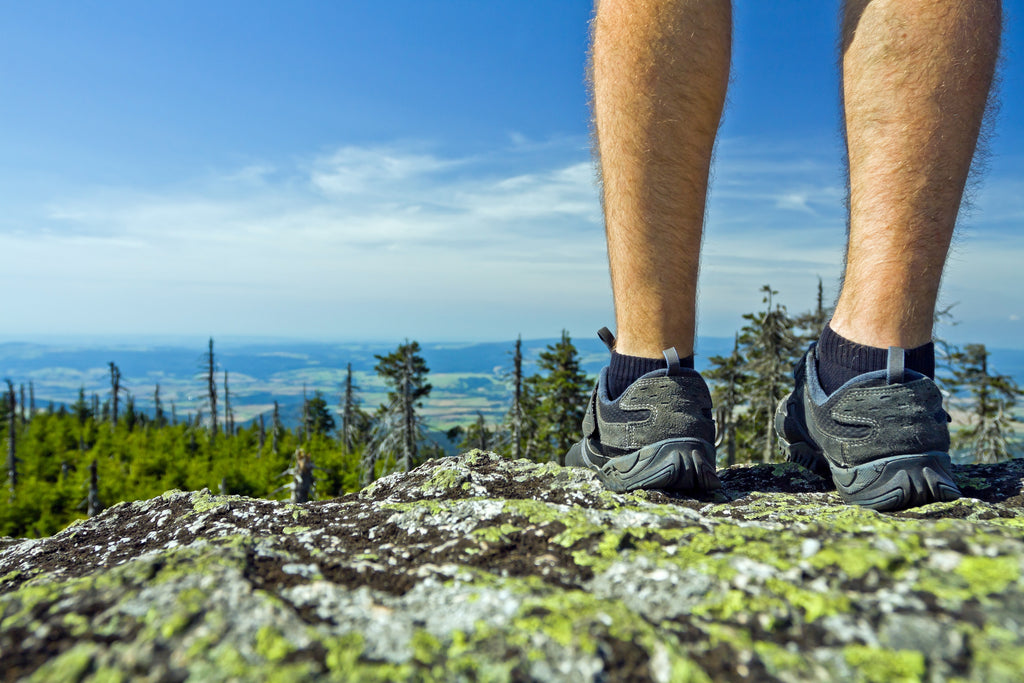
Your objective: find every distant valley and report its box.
[3,336,1023,431]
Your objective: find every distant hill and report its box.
[2,336,1022,429]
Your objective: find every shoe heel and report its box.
[829,452,961,512]
[598,439,720,493]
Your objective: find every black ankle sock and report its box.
[817,325,935,395]
[607,350,694,399]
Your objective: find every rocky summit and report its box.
[2,452,1024,682]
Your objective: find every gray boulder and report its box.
[2,451,1024,682]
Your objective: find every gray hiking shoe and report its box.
[565,328,720,493]
[775,343,960,511]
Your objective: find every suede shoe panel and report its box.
[776,343,959,511]
[825,379,949,466]
[566,361,719,492]
[595,373,715,451]
[797,352,949,468]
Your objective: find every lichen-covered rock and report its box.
[2,451,1023,682]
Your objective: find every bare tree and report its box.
[205,338,218,443]
[510,336,524,459]
[340,363,363,453]
[5,379,17,498]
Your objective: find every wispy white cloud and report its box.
[4,138,1023,346]
[309,145,460,197]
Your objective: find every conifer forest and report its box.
[2,284,1021,538]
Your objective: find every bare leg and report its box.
[831,0,1001,349]
[592,0,731,358]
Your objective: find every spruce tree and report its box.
[339,363,369,453]
[153,384,166,428]
[108,362,124,431]
[460,411,494,452]
[72,386,92,451]
[306,391,336,437]
[737,286,801,463]
[523,331,590,465]
[363,340,432,483]
[950,343,1021,463]
[123,393,138,432]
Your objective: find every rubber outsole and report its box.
[780,436,961,512]
[595,438,720,494]
[830,452,961,511]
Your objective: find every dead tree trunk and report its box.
[512,336,523,460]
[153,384,165,427]
[401,347,415,472]
[341,363,356,453]
[5,380,17,498]
[206,338,218,444]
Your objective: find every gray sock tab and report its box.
[663,347,683,376]
[887,347,905,385]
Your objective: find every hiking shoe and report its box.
[775,343,960,512]
[565,328,720,493]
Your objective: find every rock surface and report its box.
[2,451,1024,682]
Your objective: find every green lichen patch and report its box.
[843,645,926,683]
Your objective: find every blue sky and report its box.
[2,1,1023,348]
